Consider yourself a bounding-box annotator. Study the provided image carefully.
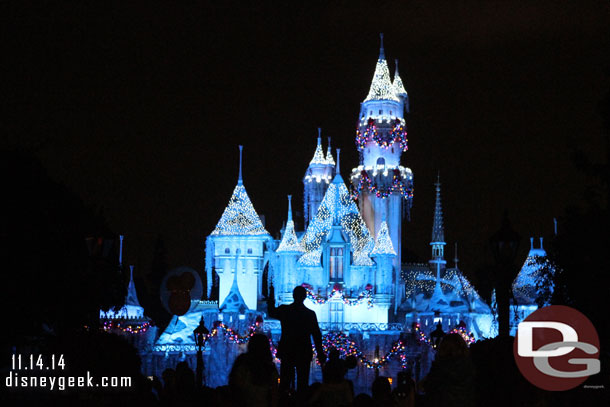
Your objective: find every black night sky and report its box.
[3,1,610,290]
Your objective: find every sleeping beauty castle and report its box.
[145,35,495,386]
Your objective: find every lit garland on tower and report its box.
[355,119,408,153]
[350,167,414,200]
[389,119,408,152]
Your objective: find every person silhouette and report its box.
[267,285,325,395]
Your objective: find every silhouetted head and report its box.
[436,332,469,360]
[371,376,392,401]
[247,333,273,363]
[293,286,307,303]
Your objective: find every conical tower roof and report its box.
[512,237,554,305]
[325,137,335,166]
[371,220,396,256]
[277,195,304,253]
[309,129,326,165]
[364,34,400,102]
[211,146,269,236]
[125,265,141,307]
[392,58,408,97]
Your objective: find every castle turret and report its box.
[370,219,396,296]
[392,59,409,114]
[276,195,304,300]
[350,34,414,311]
[205,146,271,310]
[303,128,335,228]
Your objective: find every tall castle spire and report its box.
[431,173,446,261]
[211,146,269,236]
[325,136,335,166]
[304,129,334,229]
[392,59,409,113]
[310,128,326,165]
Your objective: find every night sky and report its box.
[3,1,609,289]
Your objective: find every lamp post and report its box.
[193,316,209,388]
[489,212,520,337]
[430,322,445,349]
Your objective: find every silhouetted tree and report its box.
[142,235,171,326]
[1,151,124,350]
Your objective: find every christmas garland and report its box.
[351,168,414,200]
[188,320,473,371]
[448,326,475,346]
[302,283,374,308]
[313,329,429,370]
[355,118,408,152]
[102,321,151,334]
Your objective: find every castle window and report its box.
[329,301,344,330]
[376,157,385,167]
[390,110,393,115]
[247,248,253,254]
[329,247,344,281]
[225,248,230,254]
[391,147,394,154]
[379,110,382,115]
[369,110,373,116]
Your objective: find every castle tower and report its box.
[205,146,271,310]
[275,195,304,302]
[303,128,335,229]
[370,218,396,297]
[350,34,414,310]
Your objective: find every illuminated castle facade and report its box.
[197,34,493,336]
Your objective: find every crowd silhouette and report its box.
[138,329,477,407]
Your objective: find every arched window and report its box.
[376,157,385,167]
[225,248,230,254]
[329,247,344,281]
[247,248,252,254]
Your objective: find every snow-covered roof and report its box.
[370,220,396,256]
[392,59,408,97]
[298,171,374,266]
[403,266,490,314]
[125,265,141,307]
[277,196,304,253]
[512,238,555,305]
[364,34,400,103]
[310,136,327,165]
[325,144,335,166]
[210,184,269,236]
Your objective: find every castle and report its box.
[200,34,493,337]
[130,35,500,387]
